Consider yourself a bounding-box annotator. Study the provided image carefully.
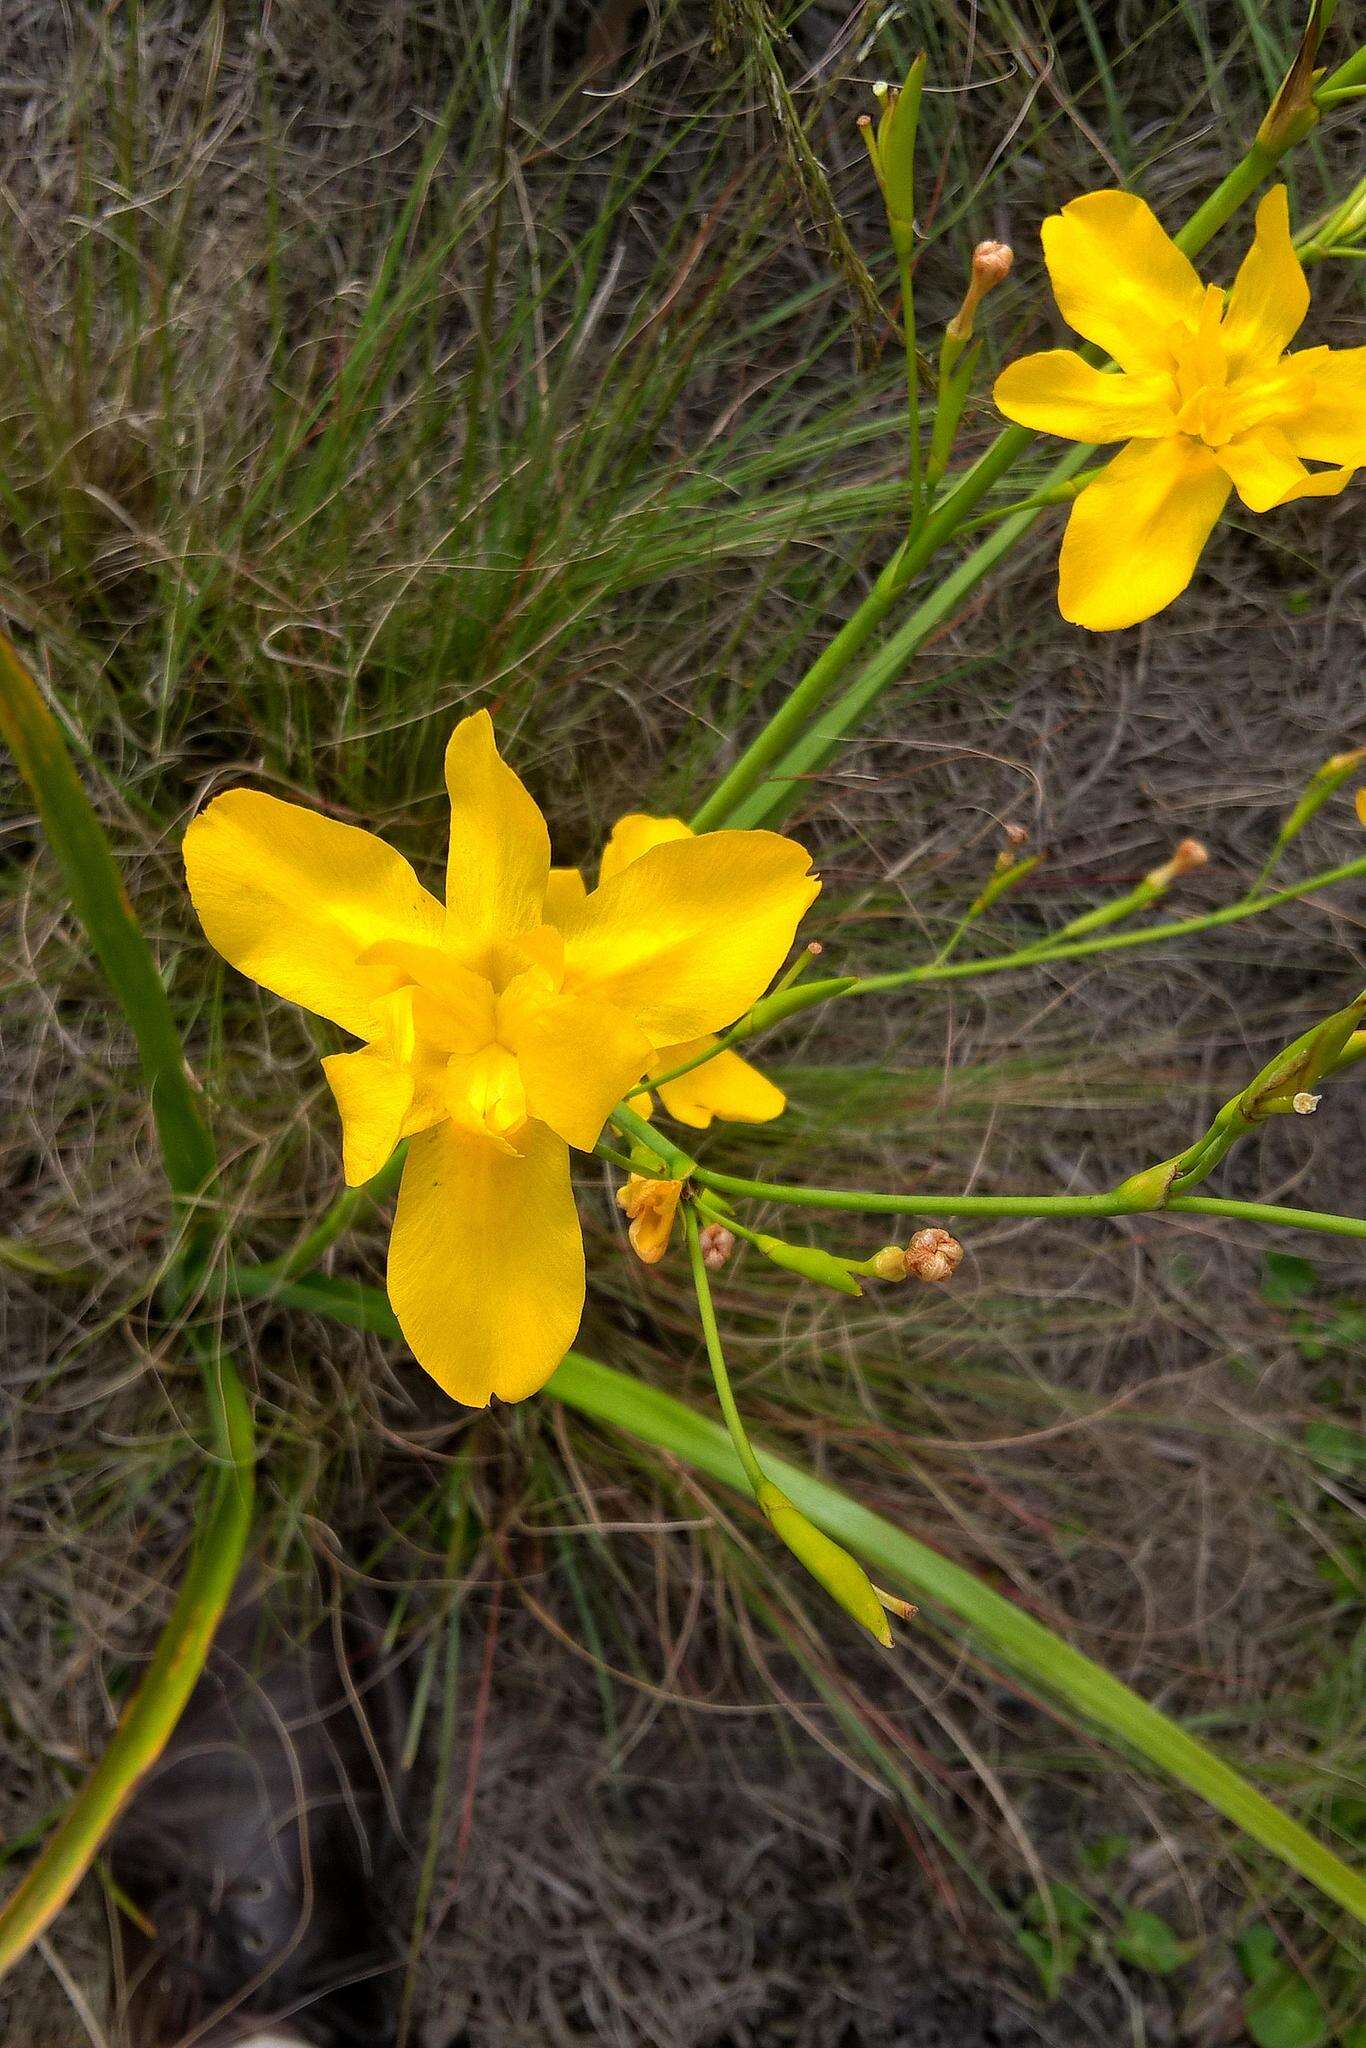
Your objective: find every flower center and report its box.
[1166,284,1314,451]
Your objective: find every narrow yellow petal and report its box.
[544,867,588,924]
[993,350,1174,443]
[1058,437,1231,631]
[655,1040,786,1129]
[321,1048,414,1186]
[443,710,550,946]
[184,790,444,1039]
[1284,346,1366,468]
[512,990,653,1151]
[387,1119,583,1406]
[1221,186,1308,375]
[599,812,694,884]
[1041,191,1205,374]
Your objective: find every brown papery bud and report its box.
[1003,821,1029,848]
[699,1222,736,1270]
[946,240,1014,342]
[904,1227,964,1283]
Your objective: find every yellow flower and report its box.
[615,1174,683,1265]
[184,711,818,1405]
[994,187,1363,631]
[552,811,789,1131]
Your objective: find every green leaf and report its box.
[0,633,216,1220]
[1261,1251,1319,1305]
[1018,1925,1083,2001]
[1114,1907,1191,1975]
[1242,1968,1330,2048]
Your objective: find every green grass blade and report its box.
[0,631,215,1212]
[0,1348,254,1975]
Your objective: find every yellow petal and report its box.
[387,1119,583,1406]
[599,812,694,884]
[512,991,653,1151]
[322,1048,414,1186]
[1215,425,1323,513]
[993,350,1175,443]
[443,710,549,946]
[557,831,819,1046]
[655,1039,786,1129]
[184,791,444,1039]
[1284,346,1366,468]
[1041,191,1205,375]
[544,867,588,923]
[1058,436,1231,631]
[1221,186,1308,374]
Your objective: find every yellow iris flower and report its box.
[994,187,1364,631]
[184,711,818,1405]
[550,811,789,1130]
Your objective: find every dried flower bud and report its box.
[904,1227,964,1283]
[946,240,1014,341]
[616,1175,683,1265]
[1146,838,1209,888]
[870,1245,909,1282]
[1003,821,1030,848]
[699,1222,736,1270]
[806,939,824,958]
[1292,1091,1321,1115]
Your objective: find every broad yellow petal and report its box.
[993,350,1174,443]
[1058,436,1231,631]
[512,991,653,1151]
[443,710,549,946]
[184,791,444,1039]
[599,812,693,884]
[387,1118,583,1406]
[1041,191,1205,375]
[557,831,819,1046]
[655,1039,786,1129]
[1284,346,1366,468]
[322,1048,414,1185]
[544,867,588,923]
[1221,186,1308,374]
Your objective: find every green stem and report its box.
[687,1165,1366,1239]
[855,855,1366,992]
[684,1206,766,1495]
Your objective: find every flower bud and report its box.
[1145,837,1209,888]
[904,1227,964,1283]
[870,1245,909,1282]
[616,1175,683,1265]
[946,240,1014,342]
[699,1222,735,1270]
[1292,1091,1321,1115]
[757,1481,894,1647]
